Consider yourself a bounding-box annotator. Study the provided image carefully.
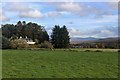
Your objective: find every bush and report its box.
[68,49,78,52]
[34,39,39,45]
[10,39,29,49]
[95,50,102,52]
[118,50,120,52]
[29,44,39,48]
[85,50,91,52]
[39,41,53,49]
[1,36,11,49]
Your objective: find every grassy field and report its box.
[2,49,118,78]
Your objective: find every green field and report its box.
[2,49,118,78]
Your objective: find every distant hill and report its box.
[70,37,100,44]
[94,37,118,43]
[70,37,119,49]
[70,37,118,44]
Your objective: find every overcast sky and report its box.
[0,0,118,38]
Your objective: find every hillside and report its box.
[70,37,118,44]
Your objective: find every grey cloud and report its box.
[3,2,45,19]
[85,26,118,37]
[55,2,114,18]
[67,26,118,38]
[45,25,118,38]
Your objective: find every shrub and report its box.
[39,41,53,49]
[68,49,78,52]
[95,50,102,52]
[1,36,11,49]
[118,50,120,52]
[85,50,91,52]
[29,44,39,48]
[34,39,39,45]
[10,39,29,49]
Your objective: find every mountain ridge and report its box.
[70,37,118,44]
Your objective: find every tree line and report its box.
[1,21,70,49]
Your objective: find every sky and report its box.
[0,0,118,38]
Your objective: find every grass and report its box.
[2,49,118,78]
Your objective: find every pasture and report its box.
[2,49,118,78]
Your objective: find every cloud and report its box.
[0,10,10,22]
[80,15,118,24]
[4,2,33,12]
[45,11,62,17]
[3,2,118,19]
[68,26,118,38]
[19,10,43,18]
[45,11,69,18]
[57,2,82,12]
[3,2,44,19]
[78,5,105,16]
[91,26,118,37]
[68,28,83,37]
[2,0,120,2]
[56,2,112,17]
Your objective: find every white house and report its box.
[19,36,36,45]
